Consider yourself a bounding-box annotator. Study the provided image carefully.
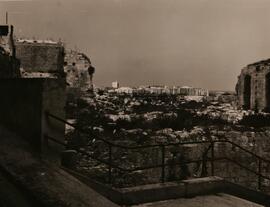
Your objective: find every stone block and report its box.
[61,150,78,169]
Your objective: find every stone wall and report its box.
[0,78,42,150]
[41,78,66,156]
[0,27,20,78]
[110,127,270,192]
[0,53,20,78]
[212,129,270,193]
[151,128,270,192]
[175,128,270,193]
[236,60,270,111]
[0,78,66,153]
[64,50,91,89]
[16,41,65,73]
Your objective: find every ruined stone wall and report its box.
[15,42,65,73]
[123,128,270,192]
[236,62,270,111]
[169,129,270,193]
[212,129,270,193]
[64,50,91,89]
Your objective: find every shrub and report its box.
[239,113,270,127]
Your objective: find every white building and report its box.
[112,81,119,89]
[179,86,209,96]
[115,87,133,94]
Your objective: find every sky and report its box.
[1,0,270,90]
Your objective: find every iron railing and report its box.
[45,112,270,190]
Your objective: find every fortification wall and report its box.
[64,50,91,89]
[236,61,270,111]
[16,42,65,73]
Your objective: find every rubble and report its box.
[197,102,245,124]
[66,88,270,188]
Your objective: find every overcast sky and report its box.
[1,0,270,90]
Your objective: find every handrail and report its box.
[45,112,270,189]
[225,157,270,181]
[46,133,230,175]
[46,111,270,163]
[46,112,114,146]
[225,139,270,163]
[46,132,270,188]
[129,157,226,172]
[45,135,216,172]
[46,112,214,149]
[45,135,128,172]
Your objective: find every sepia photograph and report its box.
[0,0,269,206]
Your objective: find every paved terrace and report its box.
[0,124,268,207]
[0,125,118,207]
[132,193,263,207]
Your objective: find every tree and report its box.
[88,65,95,90]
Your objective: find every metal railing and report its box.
[45,112,270,190]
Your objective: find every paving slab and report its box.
[132,193,264,207]
[0,170,35,207]
[0,125,119,207]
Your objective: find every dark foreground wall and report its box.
[0,78,66,153]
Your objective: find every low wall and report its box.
[161,128,270,194]
[0,78,66,154]
[213,129,270,193]
[63,170,270,206]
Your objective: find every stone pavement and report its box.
[0,125,119,207]
[0,170,34,207]
[132,193,263,207]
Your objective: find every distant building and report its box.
[236,59,270,111]
[115,87,133,94]
[109,84,209,96]
[143,85,208,96]
[112,81,119,89]
[148,86,164,94]
[179,86,209,96]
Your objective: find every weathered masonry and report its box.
[0,25,20,78]
[236,59,270,111]
[16,40,65,74]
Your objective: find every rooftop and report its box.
[16,39,62,46]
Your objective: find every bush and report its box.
[239,113,270,127]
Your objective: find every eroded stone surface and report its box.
[236,59,270,111]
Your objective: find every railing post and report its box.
[108,145,112,185]
[161,145,165,183]
[211,140,215,176]
[258,159,262,191]
[44,134,49,147]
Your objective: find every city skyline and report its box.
[1,0,270,90]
